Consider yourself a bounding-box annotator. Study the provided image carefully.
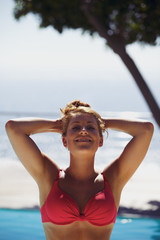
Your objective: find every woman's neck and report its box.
[67,153,97,181]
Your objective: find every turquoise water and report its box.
[0,209,45,240]
[0,209,160,240]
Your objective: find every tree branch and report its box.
[81,1,126,54]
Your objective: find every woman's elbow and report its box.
[5,120,17,133]
[143,121,154,136]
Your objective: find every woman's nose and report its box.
[80,127,87,135]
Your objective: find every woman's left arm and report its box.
[103,118,154,190]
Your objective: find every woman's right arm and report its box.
[5,118,62,185]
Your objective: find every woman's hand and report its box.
[50,119,63,134]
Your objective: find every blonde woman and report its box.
[5,100,154,240]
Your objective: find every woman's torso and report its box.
[42,221,114,240]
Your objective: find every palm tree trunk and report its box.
[118,50,160,127]
[81,4,160,127]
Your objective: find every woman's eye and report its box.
[87,126,95,130]
[72,126,80,130]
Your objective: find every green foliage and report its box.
[13,0,160,45]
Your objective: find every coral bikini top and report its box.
[40,170,117,226]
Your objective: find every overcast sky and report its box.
[0,0,160,113]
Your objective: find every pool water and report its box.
[0,209,45,240]
[112,217,160,240]
[0,209,160,240]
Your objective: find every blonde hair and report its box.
[60,100,105,137]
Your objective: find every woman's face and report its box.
[62,113,103,154]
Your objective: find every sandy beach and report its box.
[0,162,39,209]
[1,160,160,217]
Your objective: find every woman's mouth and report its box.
[75,138,92,142]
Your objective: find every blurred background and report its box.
[1,0,160,114]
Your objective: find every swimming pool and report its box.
[0,209,160,240]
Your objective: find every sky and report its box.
[0,0,160,114]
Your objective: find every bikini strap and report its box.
[101,172,107,182]
[57,169,65,180]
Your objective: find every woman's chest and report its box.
[58,178,105,213]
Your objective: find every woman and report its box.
[5,100,154,240]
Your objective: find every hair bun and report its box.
[69,100,90,108]
[61,100,91,115]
